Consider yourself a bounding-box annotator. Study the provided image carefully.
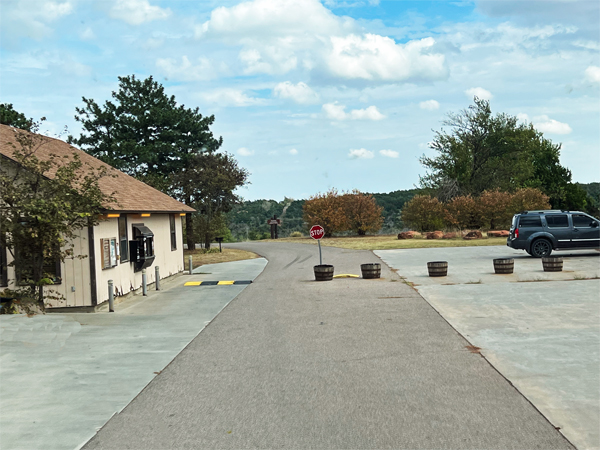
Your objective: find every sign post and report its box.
[267,215,281,239]
[309,225,325,265]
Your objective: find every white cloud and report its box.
[156,56,214,81]
[419,100,440,110]
[200,89,265,107]
[465,87,493,100]
[289,148,298,155]
[195,0,447,82]
[328,34,447,82]
[323,102,385,120]
[0,1,73,42]
[323,102,348,120]
[196,0,345,40]
[143,37,164,50]
[518,113,572,135]
[350,106,385,120]
[533,115,572,135]
[3,50,91,77]
[44,1,73,20]
[273,82,319,104]
[379,149,399,158]
[109,0,171,25]
[79,27,95,40]
[66,60,92,77]
[573,40,600,51]
[239,47,298,75]
[237,147,255,156]
[348,148,374,159]
[585,66,600,84]
[445,22,578,52]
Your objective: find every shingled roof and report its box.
[0,124,195,213]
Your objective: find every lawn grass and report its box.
[183,248,260,269]
[257,234,507,251]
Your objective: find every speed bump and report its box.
[333,274,359,278]
[184,280,253,286]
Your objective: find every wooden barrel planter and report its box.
[361,263,381,279]
[542,257,563,272]
[314,265,334,281]
[427,261,448,277]
[493,258,514,274]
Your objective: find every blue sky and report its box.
[1,0,599,201]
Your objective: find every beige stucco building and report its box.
[0,124,195,309]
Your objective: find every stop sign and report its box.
[310,225,325,240]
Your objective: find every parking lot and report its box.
[376,246,600,450]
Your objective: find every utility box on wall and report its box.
[130,224,155,272]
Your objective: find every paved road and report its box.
[85,243,573,449]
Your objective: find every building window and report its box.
[170,214,177,251]
[118,216,128,262]
[15,247,61,285]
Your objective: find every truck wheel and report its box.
[531,239,552,258]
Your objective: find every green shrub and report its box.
[289,231,303,238]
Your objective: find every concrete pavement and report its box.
[83,243,573,449]
[376,246,600,450]
[0,258,267,450]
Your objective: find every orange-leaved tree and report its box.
[477,189,513,230]
[510,188,551,213]
[444,195,478,230]
[342,190,384,235]
[303,188,349,237]
[400,195,445,232]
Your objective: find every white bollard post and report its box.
[142,269,147,296]
[108,280,114,312]
[188,255,193,274]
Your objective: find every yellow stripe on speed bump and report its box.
[184,281,202,286]
[333,274,359,278]
[217,280,235,285]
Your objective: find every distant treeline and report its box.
[226,183,599,241]
[583,182,600,215]
[226,188,420,240]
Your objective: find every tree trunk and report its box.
[37,285,44,308]
[204,232,211,250]
[32,251,45,309]
[185,213,195,251]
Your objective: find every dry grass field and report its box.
[263,235,507,250]
[183,248,260,269]
[185,235,507,267]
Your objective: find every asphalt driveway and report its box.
[83,242,573,450]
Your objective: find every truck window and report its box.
[518,216,542,227]
[546,214,569,228]
[572,214,594,228]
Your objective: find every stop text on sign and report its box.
[310,225,325,240]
